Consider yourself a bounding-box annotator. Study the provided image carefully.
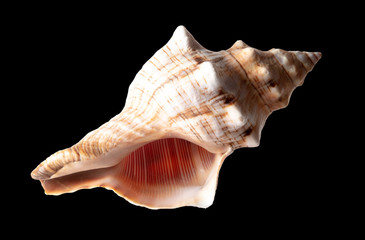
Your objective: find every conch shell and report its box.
[31,26,321,209]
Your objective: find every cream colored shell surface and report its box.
[31,26,321,209]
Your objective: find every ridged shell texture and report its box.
[31,26,321,209]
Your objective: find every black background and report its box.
[7,1,358,238]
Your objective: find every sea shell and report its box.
[31,26,321,209]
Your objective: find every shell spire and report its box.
[269,48,322,86]
[31,26,321,209]
[227,42,321,111]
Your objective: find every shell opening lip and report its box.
[34,137,229,209]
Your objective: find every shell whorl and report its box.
[124,26,321,149]
[31,25,321,209]
[228,40,321,111]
